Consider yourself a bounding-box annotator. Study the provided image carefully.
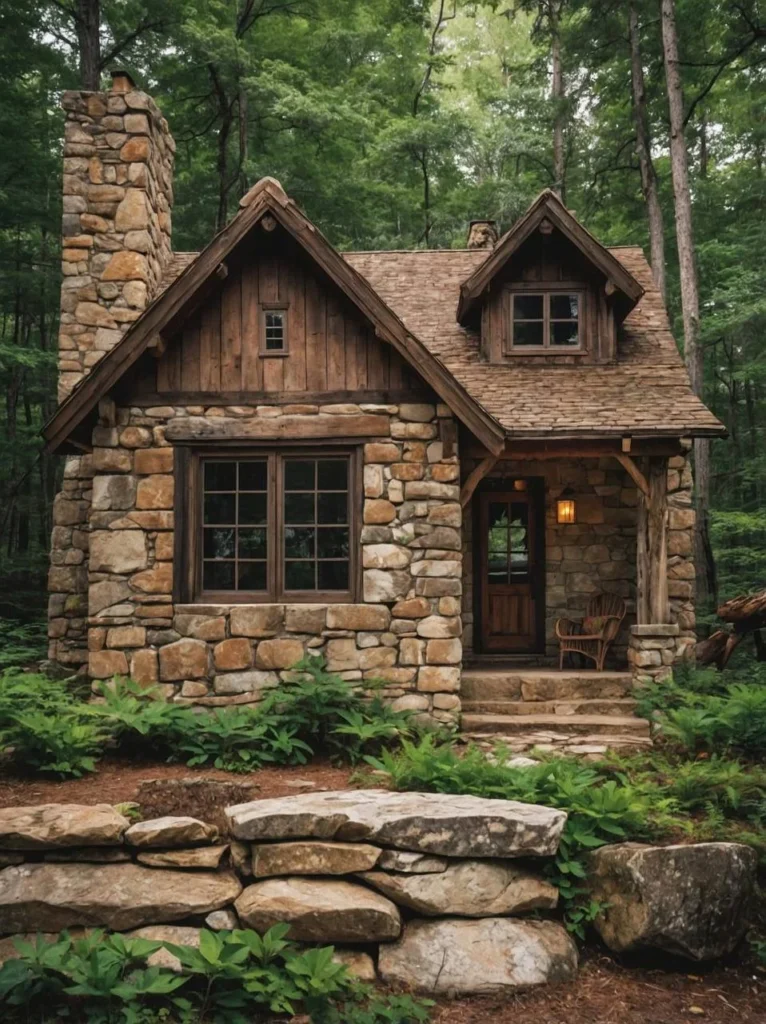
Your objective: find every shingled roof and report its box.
[159,242,723,440]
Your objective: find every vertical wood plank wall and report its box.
[155,240,419,396]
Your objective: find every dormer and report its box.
[457,190,644,365]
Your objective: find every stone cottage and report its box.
[43,72,725,748]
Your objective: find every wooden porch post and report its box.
[636,455,669,624]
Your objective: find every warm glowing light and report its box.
[557,498,576,524]
[513,479,528,491]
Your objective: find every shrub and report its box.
[0,659,418,778]
[0,618,48,671]
[0,926,432,1023]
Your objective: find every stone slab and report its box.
[226,790,566,858]
[0,804,129,850]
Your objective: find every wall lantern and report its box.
[556,488,577,524]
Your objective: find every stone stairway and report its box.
[460,666,652,756]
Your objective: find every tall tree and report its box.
[628,1,665,298]
[660,0,715,605]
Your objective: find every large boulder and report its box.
[0,805,129,850]
[253,841,382,877]
[378,917,578,994]
[226,790,566,858]
[0,863,242,933]
[358,860,558,916]
[235,877,401,942]
[589,842,756,960]
[124,816,218,848]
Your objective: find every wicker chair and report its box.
[555,594,627,671]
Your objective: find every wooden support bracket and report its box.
[97,397,116,427]
[147,334,167,359]
[615,452,649,496]
[460,453,499,508]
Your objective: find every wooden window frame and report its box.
[504,286,585,355]
[260,303,289,357]
[175,444,361,604]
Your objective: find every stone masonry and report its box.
[49,72,174,672]
[59,70,174,399]
[80,401,463,726]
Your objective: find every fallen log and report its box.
[695,629,742,669]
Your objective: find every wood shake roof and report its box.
[161,242,723,439]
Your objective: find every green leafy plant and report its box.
[0,926,433,1023]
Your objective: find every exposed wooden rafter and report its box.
[460,453,499,508]
[615,452,649,496]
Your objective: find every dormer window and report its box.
[508,291,582,352]
[261,305,288,354]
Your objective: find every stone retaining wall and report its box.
[57,401,464,725]
[0,794,577,995]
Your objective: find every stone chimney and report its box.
[58,70,175,399]
[466,219,498,250]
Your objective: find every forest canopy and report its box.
[1,0,764,618]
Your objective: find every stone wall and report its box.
[59,71,174,399]
[85,401,463,725]
[0,794,577,995]
[462,452,696,667]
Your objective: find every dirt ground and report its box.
[431,952,766,1024]
[1,760,764,1024]
[0,757,361,808]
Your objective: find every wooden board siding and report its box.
[482,230,615,366]
[154,236,420,397]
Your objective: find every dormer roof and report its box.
[456,189,645,325]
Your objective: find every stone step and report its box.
[461,697,638,717]
[463,732,654,755]
[460,712,651,737]
[461,669,633,703]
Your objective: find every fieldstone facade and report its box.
[77,401,462,725]
[59,71,174,399]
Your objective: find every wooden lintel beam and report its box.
[615,453,649,496]
[460,453,499,508]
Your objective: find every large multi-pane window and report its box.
[198,453,353,600]
[508,291,582,351]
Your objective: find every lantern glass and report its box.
[512,479,527,491]
[557,498,576,524]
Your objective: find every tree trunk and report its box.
[660,0,715,607]
[549,2,565,197]
[76,0,101,90]
[628,2,666,299]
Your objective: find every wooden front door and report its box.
[478,487,543,652]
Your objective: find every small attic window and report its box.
[507,291,582,353]
[261,305,288,355]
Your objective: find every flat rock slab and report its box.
[137,845,230,870]
[589,842,757,960]
[377,850,448,874]
[226,790,566,858]
[0,804,129,850]
[0,862,242,933]
[235,877,401,942]
[380,921,577,991]
[379,917,578,994]
[253,841,382,877]
[125,816,218,848]
[358,860,558,916]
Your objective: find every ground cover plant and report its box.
[0,657,421,779]
[0,925,432,1023]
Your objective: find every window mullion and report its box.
[271,453,280,602]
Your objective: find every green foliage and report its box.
[0,619,48,670]
[0,926,432,1023]
[0,659,415,778]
